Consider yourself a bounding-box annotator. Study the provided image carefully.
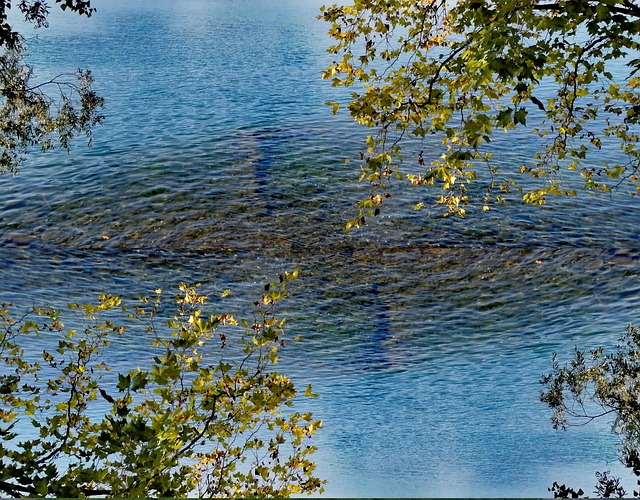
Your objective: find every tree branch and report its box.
[0,478,36,497]
[623,0,640,16]
[532,0,640,18]
[174,393,220,459]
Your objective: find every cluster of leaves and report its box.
[0,1,96,50]
[548,472,627,498]
[321,0,640,225]
[541,323,640,497]
[0,0,103,174]
[0,270,325,497]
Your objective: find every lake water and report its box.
[1,0,639,496]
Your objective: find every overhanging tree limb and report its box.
[322,0,640,224]
[0,0,103,174]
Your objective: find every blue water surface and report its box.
[1,0,640,496]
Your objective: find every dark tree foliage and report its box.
[0,0,103,174]
[548,481,585,498]
[541,324,640,497]
[0,1,95,49]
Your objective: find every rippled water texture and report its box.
[1,0,640,496]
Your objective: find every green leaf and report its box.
[117,373,131,392]
[513,108,527,126]
[131,372,148,391]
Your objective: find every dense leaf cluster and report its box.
[0,0,103,174]
[321,0,640,225]
[0,271,324,497]
[541,323,640,497]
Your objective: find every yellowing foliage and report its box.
[0,270,324,497]
[321,0,640,223]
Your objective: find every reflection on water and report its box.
[1,0,640,496]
